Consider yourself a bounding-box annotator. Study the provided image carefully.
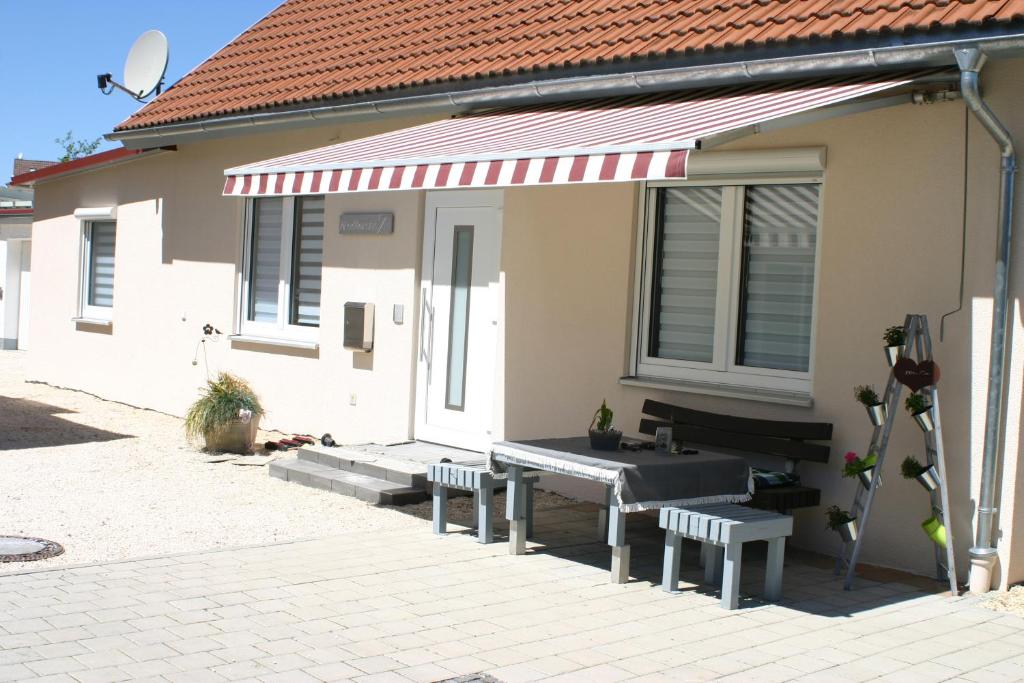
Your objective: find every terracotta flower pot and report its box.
[204,417,260,454]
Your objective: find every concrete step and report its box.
[297,446,430,489]
[270,457,428,506]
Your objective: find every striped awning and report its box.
[223,72,936,197]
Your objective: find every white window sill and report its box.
[228,334,319,351]
[619,375,813,407]
[71,316,112,327]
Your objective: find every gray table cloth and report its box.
[490,437,752,513]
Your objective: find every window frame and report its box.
[630,175,824,396]
[237,196,322,343]
[79,219,117,322]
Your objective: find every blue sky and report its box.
[2,1,281,179]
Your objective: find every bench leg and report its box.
[662,529,682,592]
[704,544,723,585]
[721,543,742,610]
[607,494,629,584]
[432,483,448,536]
[476,485,494,544]
[524,480,535,539]
[506,466,526,555]
[472,489,480,530]
[699,542,710,569]
[765,537,785,601]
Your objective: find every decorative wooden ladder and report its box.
[834,314,958,594]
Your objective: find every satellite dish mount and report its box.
[97,30,169,101]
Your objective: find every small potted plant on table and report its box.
[905,392,935,433]
[855,385,887,426]
[185,372,264,454]
[589,399,622,451]
[883,325,906,367]
[826,505,859,542]
[901,456,941,492]
[843,451,879,491]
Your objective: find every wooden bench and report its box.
[660,503,793,609]
[639,399,832,512]
[427,463,537,544]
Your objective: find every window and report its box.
[240,196,324,341]
[80,220,116,321]
[634,181,821,397]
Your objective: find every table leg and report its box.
[662,529,682,592]
[506,465,526,556]
[596,486,609,540]
[607,493,629,584]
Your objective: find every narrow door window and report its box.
[445,226,474,410]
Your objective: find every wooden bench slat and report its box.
[638,419,831,463]
[642,398,833,441]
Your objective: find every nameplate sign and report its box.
[340,212,394,235]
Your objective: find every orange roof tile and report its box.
[117,0,1024,131]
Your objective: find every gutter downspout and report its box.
[955,48,1017,594]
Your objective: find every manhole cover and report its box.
[0,536,64,563]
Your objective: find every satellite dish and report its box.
[124,30,168,98]
[96,30,169,101]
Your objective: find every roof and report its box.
[12,158,56,179]
[10,147,174,187]
[117,0,1024,133]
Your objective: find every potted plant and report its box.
[921,516,947,548]
[901,456,941,492]
[843,451,879,491]
[905,392,934,433]
[855,385,887,426]
[185,373,264,454]
[826,505,859,543]
[589,399,622,451]
[883,324,906,367]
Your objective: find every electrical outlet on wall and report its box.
[349,394,357,406]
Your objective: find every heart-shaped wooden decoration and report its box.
[893,358,941,392]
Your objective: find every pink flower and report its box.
[844,451,857,464]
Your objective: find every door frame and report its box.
[415,189,504,451]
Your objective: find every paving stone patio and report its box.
[0,503,1022,682]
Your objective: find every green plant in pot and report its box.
[854,384,887,426]
[842,450,878,491]
[185,373,264,454]
[826,505,858,543]
[882,325,906,367]
[901,455,941,492]
[588,400,622,451]
[905,392,934,433]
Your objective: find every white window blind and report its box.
[736,185,819,372]
[248,198,283,323]
[290,197,324,327]
[88,221,116,308]
[651,186,722,363]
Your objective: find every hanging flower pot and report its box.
[884,345,905,368]
[922,517,947,548]
[857,467,877,491]
[906,392,935,433]
[826,506,858,543]
[855,385,886,426]
[883,325,907,368]
[916,464,941,492]
[866,403,887,427]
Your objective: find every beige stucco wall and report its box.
[25,57,1024,586]
[29,117,430,445]
[500,58,1024,586]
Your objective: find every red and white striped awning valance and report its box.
[223,72,931,197]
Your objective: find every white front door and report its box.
[16,240,29,351]
[416,191,502,452]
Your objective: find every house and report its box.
[13,0,1024,592]
[0,162,48,349]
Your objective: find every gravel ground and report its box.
[0,351,571,574]
[984,584,1024,616]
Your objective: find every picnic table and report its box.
[490,437,752,583]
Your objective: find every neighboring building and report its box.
[13,0,1024,590]
[0,175,40,350]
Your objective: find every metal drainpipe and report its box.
[955,48,1017,594]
